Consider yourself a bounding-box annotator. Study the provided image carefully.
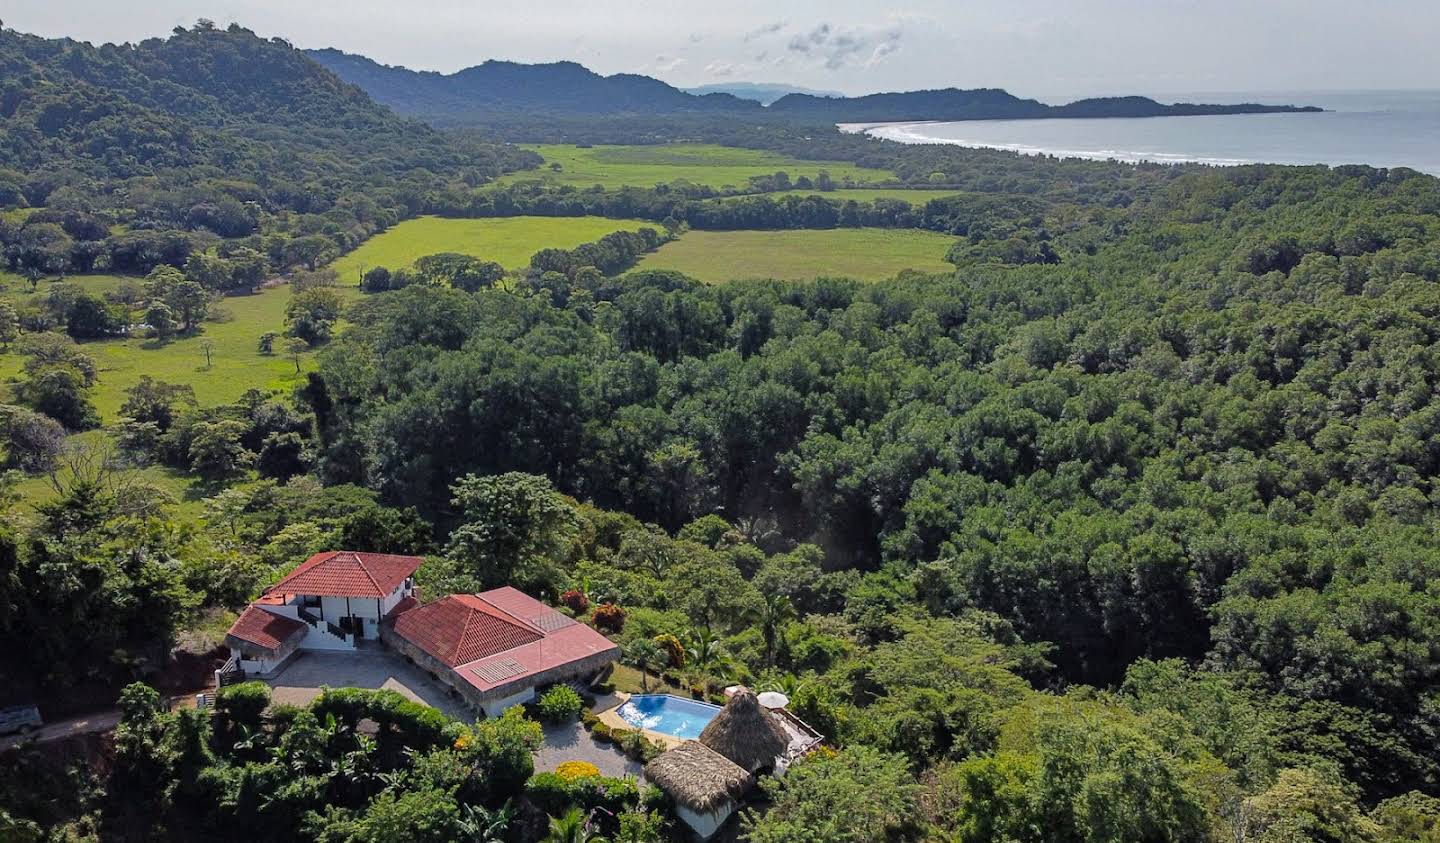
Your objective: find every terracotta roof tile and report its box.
[266,551,422,598]
[226,606,307,653]
[391,594,544,667]
[390,588,619,693]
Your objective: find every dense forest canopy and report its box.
[0,23,537,278]
[2,17,1440,843]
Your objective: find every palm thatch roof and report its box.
[698,689,790,772]
[644,741,752,812]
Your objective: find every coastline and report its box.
[838,96,1440,174]
[842,120,1258,167]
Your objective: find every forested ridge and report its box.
[2,17,1440,843]
[309,48,1319,125]
[0,23,537,278]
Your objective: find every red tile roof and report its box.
[458,620,620,694]
[265,551,423,598]
[391,594,544,667]
[390,588,620,693]
[226,606,307,653]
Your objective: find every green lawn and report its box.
[0,272,337,517]
[723,188,966,206]
[329,215,661,281]
[498,144,896,191]
[0,273,338,421]
[635,228,958,282]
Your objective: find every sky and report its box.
[5,0,1440,99]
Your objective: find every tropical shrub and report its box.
[537,685,585,722]
[593,603,626,633]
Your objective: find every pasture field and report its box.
[0,272,343,421]
[723,188,966,205]
[634,228,958,282]
[497,144,897,190]
[329,215,659,281]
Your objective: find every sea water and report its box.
[843,90,1440,175]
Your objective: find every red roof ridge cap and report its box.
[474,592,546,635]
[344,551,385,595]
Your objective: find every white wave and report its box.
[855,121,1255,167]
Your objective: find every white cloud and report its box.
[786,21,901,71]
[744,20,786,41]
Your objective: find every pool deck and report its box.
[595,691,686,749]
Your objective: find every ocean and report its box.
[841,90,1440,175]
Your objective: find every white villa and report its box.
[223,551,421,676]
[223,551,621,720]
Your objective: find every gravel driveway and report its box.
[264,650,473,721]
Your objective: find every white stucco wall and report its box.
[234,648,296,677]
[676,802,735,841]
[296,623,354,650]
[380,582,411,615]
[480,687,536,718]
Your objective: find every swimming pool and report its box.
[616,694,721,740]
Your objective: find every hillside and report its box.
[307,49,756,122]
[0,23,535,275]
[309,49,1320,126]
[683,81,844,104]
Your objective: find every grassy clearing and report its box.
[498,144,896,190]
[607,663,686,696]
[329,215,660,281]
[0,273,339,421]
[0,271,328,517]
[4,431,207,522]
[635,228,958,283]
[722,188,966,205]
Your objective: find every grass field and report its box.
[0,273,339,421]
[498,144,896,190]
[634,228,958,282]
[329,215,659,281]
[723,188,966,206]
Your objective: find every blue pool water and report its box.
[617,694,721,740]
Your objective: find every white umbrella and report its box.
[757,691,789,709]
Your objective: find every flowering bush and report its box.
[592,602,626,633]
[561,589,589,614]
[653,633,685,668]
[556,760,601,780]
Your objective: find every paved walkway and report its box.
[533,719,645,779]
[264,650,473,721]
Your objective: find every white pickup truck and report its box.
[0,704,42,736]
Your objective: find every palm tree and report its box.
[543,807,609,843]
[683,627,733,676]
[758,592,796,667]
[623,638,666,693]
[459,800,515,842]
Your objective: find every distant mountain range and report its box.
[307,49,1322,126]
[683,82,845,105]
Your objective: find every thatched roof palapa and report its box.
[698,689,790,772]
[644,741,752,812]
